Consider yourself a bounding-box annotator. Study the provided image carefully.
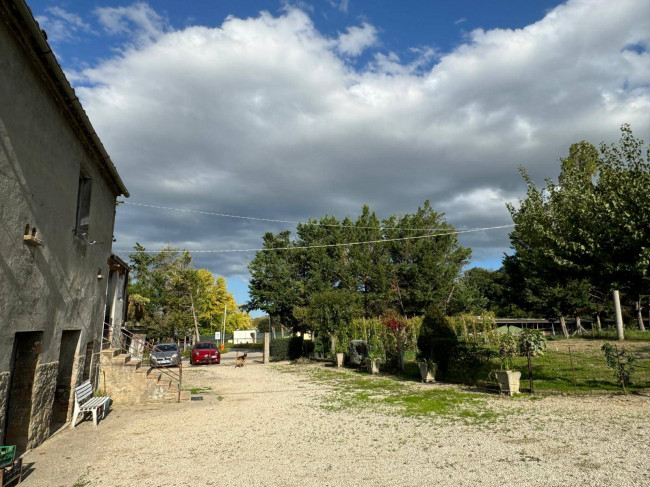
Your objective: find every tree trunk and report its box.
[330,334,336,356]
[636,298,646,331]
[595,314,602,332]
[559,316,569,339]
[189,292,200,344]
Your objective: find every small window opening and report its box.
[24,224,30,236]
[31,227,37,237]
[75,173,92,236]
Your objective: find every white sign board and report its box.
[214,332,221,340]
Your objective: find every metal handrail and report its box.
[120,327,183,403]
[103,324,182,402]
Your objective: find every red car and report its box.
[190,342,221,365]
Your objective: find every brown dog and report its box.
[235,352,247,367]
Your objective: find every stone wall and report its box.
[27,361,58,449]
[0,372,9,442]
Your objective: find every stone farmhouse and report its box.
[0,0,129,451]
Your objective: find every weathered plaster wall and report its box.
[0,12,120,446]
[27,361,58,449]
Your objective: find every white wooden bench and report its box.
[71,380,110,428]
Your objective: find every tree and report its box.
[247,231,303,332]
[384,201,470,315]
[127,245,243,341]
[506,125,650,332]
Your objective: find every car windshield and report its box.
[154,344,177,352]
[195,343,212,349]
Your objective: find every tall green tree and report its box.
[506,125,650,331]
[247,231,303,332]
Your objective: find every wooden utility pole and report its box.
[613,290,624,340]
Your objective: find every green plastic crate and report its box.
[0,446,15,469]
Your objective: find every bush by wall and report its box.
[270,336,312,360]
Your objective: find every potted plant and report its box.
[519,329,547,394]
[335,352,345,368]
[334,342,346,368]
[418,357,436,383]
[494,333,520,396]
[365,350,382,374]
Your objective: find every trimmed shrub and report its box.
[417,306,458,378]
[269,338,290,360]
[270,336,306,361]
[302,339,315,357]
[450,343,495,384]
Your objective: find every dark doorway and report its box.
[82,342,93,382]
[51,330,80,430]
[4,332,42,452]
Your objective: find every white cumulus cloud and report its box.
[67,0,650,280]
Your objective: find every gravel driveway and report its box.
[19,354,649,486]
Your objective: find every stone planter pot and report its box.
[419,362,436,383]
[335,353,344,368]
[367,358,380,374]
[494,370,521,396]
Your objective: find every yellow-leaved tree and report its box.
[194,269,252,334]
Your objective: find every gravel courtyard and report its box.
[20,352,649,487]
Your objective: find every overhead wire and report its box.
[117,200,498,232]
[114,224,515,254]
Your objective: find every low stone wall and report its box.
[27,361,58,450]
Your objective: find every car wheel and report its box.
[190,359,194,366]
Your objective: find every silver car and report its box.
[149,343,181,367]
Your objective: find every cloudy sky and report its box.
[32,0,650,310]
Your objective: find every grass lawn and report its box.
[426,337,650,393]
[281,365,499,422]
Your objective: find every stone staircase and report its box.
[100,348,190,404]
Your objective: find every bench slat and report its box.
[80,397,109,410]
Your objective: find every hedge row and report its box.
[269,337,314,361]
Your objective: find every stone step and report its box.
[124,359,141,370]
[112,353,132,365]
[101,348,120,359]
[146,370,161,381]
[163,390,191,402]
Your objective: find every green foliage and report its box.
[269,336,307,361]
[126,244,241,340]
[248,201,469,333]
[269,337,291,361]
[601,343,636,393]
[417,306,458,377]
[506,125,650,327]
[448,313,497,344]
[519,329,547,357]
[496,334,518,370]
[450,343,496,384]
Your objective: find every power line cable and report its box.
[117,200,498,232]
[114,224,514,254]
